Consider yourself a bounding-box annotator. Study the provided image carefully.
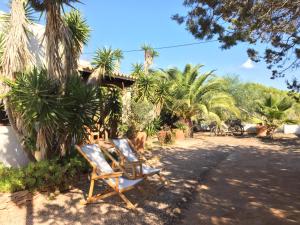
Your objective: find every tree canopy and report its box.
[173,0,300,90]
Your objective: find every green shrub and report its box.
[174,121,188,132]
[6,69,101,159]
[145,118,161,137]
[0,153,88,193]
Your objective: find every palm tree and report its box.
[141,44,159,74]
[256,94,295,137]
[201,93,240,123]
[113,49,124,73]
[88,47,123,84]
[63,9,90,74]
[28,0,78,84]
[163,64,238,137]
[131,63,144,77]
[0,0,36,161]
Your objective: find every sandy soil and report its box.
[0,134,299,225]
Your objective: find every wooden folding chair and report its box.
[75,144,143,208]
[110,139,168,185]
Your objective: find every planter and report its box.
[173,129,185,141]
[157,130,175,145]
[256,125,267,137]
[157,130,167,145]
[130,131,147,152]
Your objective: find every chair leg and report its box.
[80,178,95,205]
[118,192,137,209]
[84,188,118,204]
[86,179,95,203]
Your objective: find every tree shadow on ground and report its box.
[19,143,230,225]
[3,136,300,225]
[180,139,300,225]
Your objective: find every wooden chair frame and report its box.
[75,144,142,209]
[108,139,168,185]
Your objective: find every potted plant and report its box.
[157,125,175,145]
[256,123,267,137]
[256,95,295,138]
[173,121,187,141]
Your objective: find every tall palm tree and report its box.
[141,44,159,74]
[163,64,238,137]
[256,94,295,137]
[28,0,78,85]
[88,47,123,84]
[113,49,124,73]
[63,9,90,74]
[0,0,36,161]
[131,63,144,77]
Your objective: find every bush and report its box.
[145,118,161,137]
[0,153,88,193]
[174,121,188,132]
[6,69,101,159]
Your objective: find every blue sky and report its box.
[0,0,297,90]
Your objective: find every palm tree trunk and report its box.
[45,3,64,82]
[185,118,194,138]
[3,98,36,162]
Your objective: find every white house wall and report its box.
[0,126,30,167]
[283,125,300,134]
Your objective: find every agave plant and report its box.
[6,68,101,159]
[6,68,63,159]
[61,75,101,152]
[256,94,295,137]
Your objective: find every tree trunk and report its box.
[185,118,193,138]
[3,98,36,162]
[45,4,64,83]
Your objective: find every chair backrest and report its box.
[112,139,138,162]
[81,144,114,173]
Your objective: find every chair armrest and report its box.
[123,160,144,168]
[93,172,123,180]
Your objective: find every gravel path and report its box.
[0,134,299,225]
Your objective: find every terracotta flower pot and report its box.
[157,130,167,145]
[174,129,185,141]
[256,125,267,137]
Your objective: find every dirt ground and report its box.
[181,134,300,225]
[0,134,299,225]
